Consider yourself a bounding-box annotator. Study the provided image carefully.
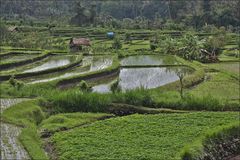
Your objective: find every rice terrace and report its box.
[0,0,239,160]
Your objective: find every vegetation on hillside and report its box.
[0,1,239,160]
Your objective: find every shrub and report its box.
[112,36,122,49]
[16,80,24,91]
[78,80,92,92]
[8,75,17,87]
[124,32,132,43]
[150,41,157,51]
[117,51,125,58]
[8,75,25,90]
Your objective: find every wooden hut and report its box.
[8,26,19,32]
[69,38,91,51]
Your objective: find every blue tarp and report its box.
[107,32,114,38]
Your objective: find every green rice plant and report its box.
[51,112,239,160]
[182,94,222,111]
[50,90,111,113]
[112,87,154,107]
[78,80,92,92]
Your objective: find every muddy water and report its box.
[28,56,113,84]
[92,67,193,93]
[0,99,30,160]
[120,55,179,66]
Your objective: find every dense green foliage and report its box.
[1,1,239,29]
[52,112,239,160]
[0,1,239,160]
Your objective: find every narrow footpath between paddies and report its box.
[0,98,29,160]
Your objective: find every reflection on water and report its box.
[92,67,193,93]
[28,56,113,84]
[121,55,179,66]
[92,84,111,93]
[23,57,72,73]
[119,68,179,90]
[82,56,113,71]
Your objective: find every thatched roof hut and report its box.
[8,26,19,32]
[69,38,91,48]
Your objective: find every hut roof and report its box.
[70,38,91,46]
[8,26,18,32]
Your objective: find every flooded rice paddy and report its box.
[119,67,180,90]
[92,66,193,93]
[92,55,190,93]
[1,55,78,75]
[120,55,180,66]
[27,56,113,84]
[23,55,75,73]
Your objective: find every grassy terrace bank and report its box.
[181,122,240,159]
[0,99,117,159]
[1,100,48,160]
[1,99,238,160]
[0,50,42,58]
[51,112,239,160]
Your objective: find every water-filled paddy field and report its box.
[92,66,193,93]
[27,55,113,84]
[1,55,78,75]
[12,54,193,92]
[23,57,71,73]
[92,55,191,93]
[120,55,180,66]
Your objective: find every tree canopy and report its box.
[0,0,239,28]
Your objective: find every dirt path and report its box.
[0,99,30,160]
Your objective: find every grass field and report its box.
[208,62,239,76]
[190,62,240,105]
[52,112,239,160]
